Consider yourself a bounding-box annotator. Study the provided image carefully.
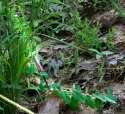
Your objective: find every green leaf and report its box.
[59,90,70,104]
[48,0,62,4]
[50,83,61,91]
[40,72,49,78]
[39,80,47,92]
[85,95,96,109]
[70,85,83,110]
[94,98,103,110]
[72,84,85,103]
[26,63,37,74]
[104,96,116,104]
[0,2,2,13]
[105,88,117,104]
[94,89,117,104]
[33,20,39,28]
[94,91,106,102]
[89,48,101,55]
[69,96,79,110]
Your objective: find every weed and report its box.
[0,1,36,113]
[111,0,125,18]
[74,17,101,50]
[30,0,72,36]
[0,0,118,113]
[107,28,116,51]
[51,83,116,110]
[25,62,117,111]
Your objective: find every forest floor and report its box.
[20,1,125,114]
[36,35,125,114]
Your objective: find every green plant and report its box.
[75,17,101,50]
[30,0,72,36]
[24,59,49,93]
[0,1,118,113]
[0,1,36,113]
[50,83,117,110]
[111,0,125,17]
[106,28,116,51]
[24,61,117,111]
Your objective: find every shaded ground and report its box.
[20,1,125,114]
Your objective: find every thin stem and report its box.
[0,94,35,114]
[40,33,87,52]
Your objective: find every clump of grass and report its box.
[74,17,101,50]
[111,0,125,18]
[0,1,36,114]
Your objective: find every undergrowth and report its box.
[25,62,117,111]
[0,1,36,113]
[0,0,121,113]
[74,17,101,50]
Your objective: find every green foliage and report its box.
[25,63,37,75]
[0,0,118,113]
[111,0,125,17]
[69,85,85,109]
[50,83,117,110]
[24,62,49,92]
[40,72,49,78]
[75,18,101,50]
[24,61,117,111]
[107,28,116,51]
[94,89,117,104]
[39,80,48,92]
[29,0,72,35]
[0,1,36,113]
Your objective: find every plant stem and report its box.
[40,34,86,52]
[0,94,35,114]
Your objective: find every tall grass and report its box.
[0,1,35,113]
